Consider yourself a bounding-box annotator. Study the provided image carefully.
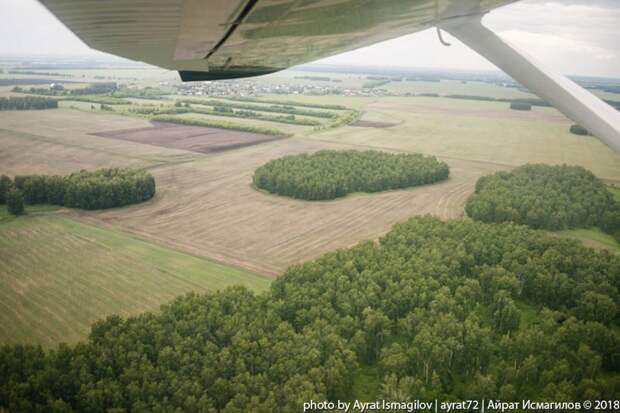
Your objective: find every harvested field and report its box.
[350,120,399,128]
[372,99,570,123]
[75,137,507,276]
[0,110,200,175]
[310,97,620,181]
[2,108,495,277]
[92,121,287,154]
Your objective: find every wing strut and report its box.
[440,14,620,154]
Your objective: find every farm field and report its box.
[1,68,620,349]
[0,213,270,347]
[92,121,288,154]
[173,112,312,135]
[0,110,200,176]
[2,92,619,278]
[75,136,506,275]
[383,79,535,99]
[309,96,620,181]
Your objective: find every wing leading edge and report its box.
[40,0,518,80]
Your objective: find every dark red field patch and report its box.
[91,121,286,153]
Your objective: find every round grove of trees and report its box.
[253,150,450,200]
[465,164,620,239]
[1,216,619,412]
[1,168,156,213]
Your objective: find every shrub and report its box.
[254,150,450,200]
[7,189,24,215]
[509,102,532,111]
[0,175,12,203]
[569,124,590,136]
[213,106,234,113]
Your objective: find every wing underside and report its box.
[40,0,518,80]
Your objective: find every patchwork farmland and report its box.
[92,121,288,154]
[1,71,620,348]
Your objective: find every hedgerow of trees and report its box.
[0,168,155,212]
[112,86,168,100]
[179,99,337,119]
[254,150,450,200]
[228,96,348,110]
[442,95,551,107]
[0,96,58,110]
[151,115,289,137]
[465,164,620,240]
[13,82,117,96]
[191,105,321,126]
[1,216,619,412]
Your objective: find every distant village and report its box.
[174,79,391,98]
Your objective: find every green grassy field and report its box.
[0,213,271,348]
[384,79,535,99]
[0,204,60,223]
[556,228,620,253]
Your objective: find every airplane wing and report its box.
[39,0,517,81]
[39,0,620,153]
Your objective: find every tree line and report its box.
[254,150,450,200]
[151,115,289,137]
[442,94,551,107]
[179,99,337,119]
[13,82,117,96]
[0,96,58,111]
[465,164,620,241]
[192,105,321,126]
[111,86,168,100]
[0,168,155,213]
[149,102,321,126]
[227,96,348,110]
[0,216,618,412]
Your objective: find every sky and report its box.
[0,0,618,78]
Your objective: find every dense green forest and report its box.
[254,150,449,200]
[0,96,58,110]
[1,168,155,211]
[465,164,620,240]
[1,217,618,412]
